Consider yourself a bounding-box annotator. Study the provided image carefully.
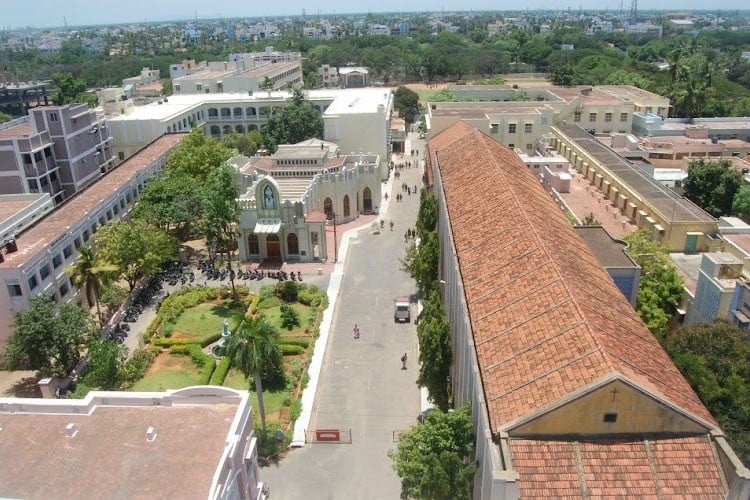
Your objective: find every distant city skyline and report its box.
[3,0,749,29]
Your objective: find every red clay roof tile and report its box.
[430,121,716,431]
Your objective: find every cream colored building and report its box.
[425,84,669,154]
[105,88,393,180]
[551,123,719,252]
[233,139,381,263]
[172,49,302,96]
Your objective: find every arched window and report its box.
[220,108,231,118]
[233,107,242,117]
[343,195,350,217]
[287,233,299,254]
[235,125,245,133]
[248,124,258,131]
[362,187,372,212]
[246,107,257,116]
[208,108,218,118]
[222,125,232,135]
[324,198,333,219]
[209,125,221,137]
[247,234,259,254]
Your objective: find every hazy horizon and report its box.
[3,0,750,30]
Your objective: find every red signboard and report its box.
[315,429,341,441]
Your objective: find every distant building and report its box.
[317,66,369,88]
[0,386,265,499]
[171,48,303,95]
[686,252,744,325]
[625,22,663,38]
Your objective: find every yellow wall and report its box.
[510,380,708,436]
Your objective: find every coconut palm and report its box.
[65,247,117,326]
[225,315,283,432]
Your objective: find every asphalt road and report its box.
[261,134,426,499]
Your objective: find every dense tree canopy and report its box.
[4,295,95,377]
[51,72,97,107]
[623,230,684,337]
[416,291,452,411]
[164,128,233,181]
[261,88,324,152]
[684,159,743,218]
[93,219,177,291]
[664,321,750,465]
[394,86,420,125]
[389,404,476,500]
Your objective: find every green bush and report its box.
[275,280,299,302]
[153,337,192,348]
[290,398,302,421]
[280,304,300,330]
[255,419,289,459]
[281,344,305,356]
[250,294,261,315]
[212,356,231,385]
[258,295,282,309]
[297,284,328,308]
[280,337,309,348]
[120,349,156,387]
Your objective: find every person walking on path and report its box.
[401,353,408,370]
[353,324,360,339]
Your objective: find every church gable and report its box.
[509,379,709,438]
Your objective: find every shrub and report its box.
[290,398,302,421]
[280,304,300,330]
[250,294,261,315]
[169,344,215,384]
[120,349,156,387]
[255,419,289,459]
[281,344,305,356]
[153,337,192,348]
[212,356,231,385]
[298,284,328,308]
[258,295,282,309]
[280,337,309,348]
[275,280,299,302]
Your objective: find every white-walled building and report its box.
[0,386,265,499]
[232,138,381,263]
[0,134,184,351]
[105,88,394,180]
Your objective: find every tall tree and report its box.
[416,291,452,411]
[93,219,177,291]
[82,338,127,390]
[416,189,438,239]
[224,315,284,432]
[202,164,240,292]
[4,295,95,377]
[624,230,684,337]
[133,172,205,239]
[261,88,323,152]
[393,86,420,125]
[733,184,750,223]
[389,404,476,500]
[65,246,118,326]
[684,159,742,218]
[164,128,233,181]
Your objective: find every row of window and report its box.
[573,112,629,123]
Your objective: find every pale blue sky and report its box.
[3,0,748,29]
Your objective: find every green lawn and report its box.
[130,354,203,391]
[258,303,313,335]
[222,367,288,414]
[171,302,245,342]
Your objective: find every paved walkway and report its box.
[261,133,426,499]
[558,170,638,239]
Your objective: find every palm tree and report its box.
[225,315,283,432]
[66,247,117,326]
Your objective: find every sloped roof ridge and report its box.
[474,131,615,369]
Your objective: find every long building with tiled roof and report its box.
[428,121,750,499]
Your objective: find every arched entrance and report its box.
[324,198,333,219]
[266,234,281,259]
[287,233,299,255]
[362,187,372,212]
[343,195,350,217]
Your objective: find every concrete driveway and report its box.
[261,133,426,499]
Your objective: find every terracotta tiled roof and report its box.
[510,437,727,497]
[431,121,715,431]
